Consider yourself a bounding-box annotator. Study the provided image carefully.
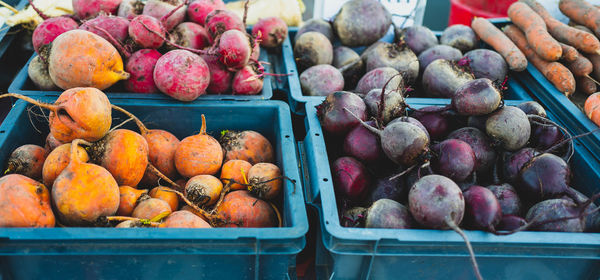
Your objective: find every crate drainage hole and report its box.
[0,130,4,133]
[315,133,320,136]
[285,135,290,138]
[323,178,328,182]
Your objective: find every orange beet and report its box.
[89,129,149,187]
[220,159,252,191]
[117,186,148,216]
[149,186,179,211]
[132,198,172,219]
[185,174,223,206]
[180,205,210,222]
[220,130,274,164]
[52,140,120,226]
[45,133,64,152]
[47,30,129,90]
[42,143,89,188]
[216,190,277,227]
[175,115,223,177]
[0,174,55,227]
[159,210,212,228]
[247,163,282,200]
[4,144,47,180]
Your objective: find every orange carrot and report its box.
[471,17,528,71]
[503,24,576,96]
[565,50,593,77]
[559,0,600,39]
[577,76,597,95]
[508,2,562,61]
[522,0,600,55]
[559,42,579,62]
[585,93,600,126]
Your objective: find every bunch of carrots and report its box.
[471,0,600,126]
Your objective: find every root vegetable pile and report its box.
[24,0,288,101]
[0,90,284,229]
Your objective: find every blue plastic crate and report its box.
[280,18,532,115]
[0,99,308,280]
[8,31,274,101]
[0,0,27,59]
[515,63,600,163]
[299,80,600,279]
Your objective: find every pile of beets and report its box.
[294,0,508,99]
[27,0,288,101]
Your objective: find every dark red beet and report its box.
[204,9,244,39]
[408,174,465,229]
[486,183,521,216]
[332,157,371,202]
[231,63,263,95]
[187,0,225,25]
[464,186,502,230]
[368,173,407,204]
[531,125,564,150]
[432,139,476,182]
[412,106,450,140]
[560,187,600,232]
[497,215,527,231]
[365,199,414,229]
[79,15,130,44]
[503,148,539,183]
[467,115,487,131]
[518,153,572,201]
[447,127,496,172]
[405,164,434,190]
[202,54,232,94]
[451,78,502,116]
[216,29,252,69]
[32,17,79,54]
[526,199,584,232]
[388,116,430,140]
[125,49,162,93]
[252,17,288,48]
[343,120,382,163]
[317,91,367,135]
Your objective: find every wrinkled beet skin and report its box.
[365,199,414,229]
[432,139,476,182]
[388,117,430,140]
[153,50,210,101]
[418,45,462,73]
[463,49,508,82]
[32,17,79,54]
[503,148,538,183]
[464,186,502,230]
[79,15,130,43]
[317,91,367,135]
[202,54,232,94]
[451,78,501,116]
[73,0,121,20]
[447,127,496,172]
[368,173,407,204]
[412,106,450,140]
[332,157,372,201]
[408,175,465,229]
[497,215,527,231]
[343,121,382,163]
[526,199,584,232]
[487,183,521,216]
[187,0,226,25]
[129,15,165,49]
[531,125,563,150]
[125,49,162,93]
[399,25,438,55]
[518,153,570,200]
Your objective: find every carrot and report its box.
[521,0,600,55]
[507,2,562,61]
[565,50,593,77]
[585,92,600,126]
[471,17,528,71]
[577,76,597,95]
[559,0,600,39]
[559,42,579,63]
[503,24,576,96]
[585,53,600,82]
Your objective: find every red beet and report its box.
[363,88,405,125]
[73,0,121,19]
[129,15,165,49]
[503,148,539,183]
[79,15,130,44]
[204,9,244,39]
[118,0,145,20]
[153,49,211,101]
[497,215,527,231]
[231,63,263,95]
[518,153,574,201]
[317,91,367,135]
[343,120,382,163]
[368,173,407,204]
[451,78,502,116]
[188,0,225,25]
[408,174,465,229]
[143,0,187,31]
[447,127,496,172]
[332,157,371,202]
[464,186,502,230]
[125,49,162,93]
[411,106,450,140]
[252,17,288,48]
[432,139,476,182]
[216,29,252,69]
[169,22,212,50]
[32,17,79,54]
[388,117,429,140]
[526,199,584,232]
[531,124,564,150]
[486,183,521,216]
[202,54,232,94]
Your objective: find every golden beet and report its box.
[0,174,55,227]
[175,115,223,177]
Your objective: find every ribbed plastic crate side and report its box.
[302,95,600,279]
[8,34,273,101]
[515,63,600,163]
[0,100,307,280]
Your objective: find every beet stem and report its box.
[162,187,219,220]
[211,181,232,212]
[139,21,211,55]
[89,25,131,58]
[389,164,417,181]
[269,201,282,227]
[0,93,56,111]
[104,216,161,227]
[111,105,149,135]
[27,0,49,20]
[528,115,574,162]
[445,216,483,280]
[377,73,403,125]
[585,74,600,86]
[343,108,382,137]
[242,0,250,28]
[160,0,189,24]
[147,163,182,190]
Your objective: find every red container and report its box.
[448,0,516,26]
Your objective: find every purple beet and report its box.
[451,78,502,116]
[518,153,574,201]
[411,106,451,140]
[405,164,434,190]
[432,139,476,182]
[408,174,465,229]
[317,91,367,135]
[517,101,546,117]
[332,157,372,201]
[526,199,584,232]
[355,67,403,95]
[486,183,521,216]
[363,88,405,124]
[368,173,407,204]
[388,116,430,140]
[397,25,438,55]
[447,127,496,172]
[531,124,564,150]
[503,148,539,183]
[421,59,475,98]
[486,106,531,151]
[497,215,527,231]
[463,49,508,83]
[467,115,487,131]
[343,120,382,163]
[464,186,502,230]
[365,199,414,229]
[560,187,600,232]
[418,45,462,73]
